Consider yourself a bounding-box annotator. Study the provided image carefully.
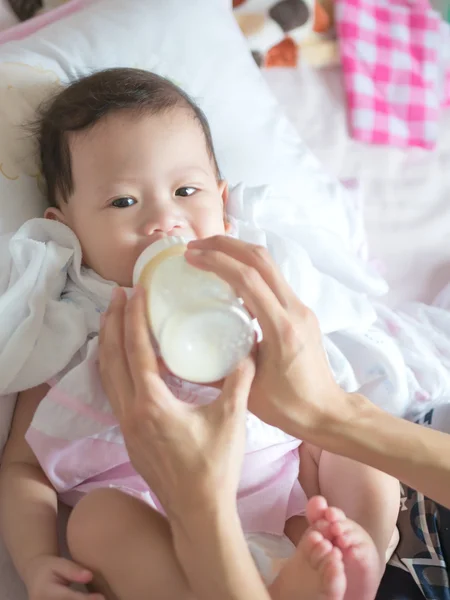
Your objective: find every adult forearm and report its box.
[310,393,450,508]
[172,506,270,600]
[0,462,59,581]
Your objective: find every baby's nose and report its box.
[151,224,183,235]
[144,211,184,236]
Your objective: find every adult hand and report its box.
[185,236,351,440]
[98,286,255,523]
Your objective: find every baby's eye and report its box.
[175,187,196,197]
[111,197,137,208]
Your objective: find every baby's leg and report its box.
[299,444,400,600]
[299,443,400,563]
[66,488,194,600]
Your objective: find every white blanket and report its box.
[1,184,449,425]
[0,218,113,394]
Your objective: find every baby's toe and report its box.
[306,495,329,525]
[309,536,334,569]
[324,506,346,524]
[320,548,346,600]
[329,519,353,539]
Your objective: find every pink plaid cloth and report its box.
[336,0,450,149]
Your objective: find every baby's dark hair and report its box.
[36,68,221,207]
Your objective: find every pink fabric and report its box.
[26,377,307,536]
[0,0,96,45]
[445,67,450,108]
[336,0,450,149]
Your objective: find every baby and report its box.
[0,68,399,600]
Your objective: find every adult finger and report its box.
[124,285,158,375]
[185,247,287,340]
[157,357,170,379]
[188,236,297,308]
[124,286,177,411]
[125,285,180,420]
[99,288,134,411]
[219,356,255,417]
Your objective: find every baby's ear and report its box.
[219,181,231,232]
[218,180,229,205]
[44,206,67,225]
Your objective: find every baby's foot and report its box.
[269,528,346,600]
[309,499,382,600]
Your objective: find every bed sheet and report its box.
[263,66,450,309]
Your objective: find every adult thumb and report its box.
[219,357,255,416]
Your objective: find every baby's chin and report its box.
[93,268,133,289]
[115,275,134,289]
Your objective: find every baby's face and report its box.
[46,108,227,286]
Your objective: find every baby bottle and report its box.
[133,236,255,384]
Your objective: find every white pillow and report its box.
[0,0,355,456]
[0,0,353,239]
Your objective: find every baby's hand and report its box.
[24,555,104,600]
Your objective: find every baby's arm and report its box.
[0,384,60,580]
[0,386,105,599]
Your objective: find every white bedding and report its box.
[263,66,450,308]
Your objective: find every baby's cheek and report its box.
[202,215,227,238]
[82,242,123,284]
[114,245,141,286]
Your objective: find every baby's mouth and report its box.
[146,231,196,247]
[146,232,167,247]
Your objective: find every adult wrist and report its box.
[298,389,373,453]
[171,503,270,600]
[171,497,240,548]
[310,390,395,464]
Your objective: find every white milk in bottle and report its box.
[133,236,255,383]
